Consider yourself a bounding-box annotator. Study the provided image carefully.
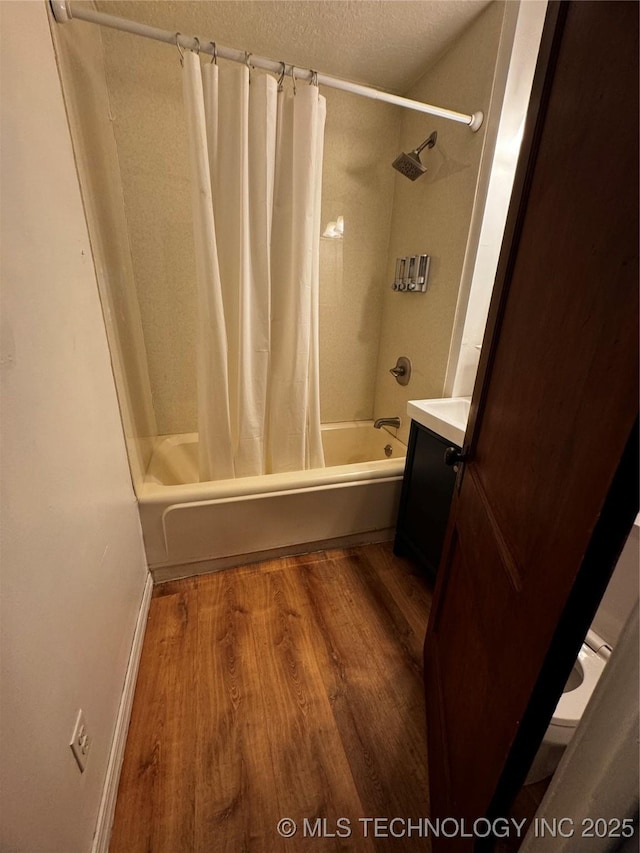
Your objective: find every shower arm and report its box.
[413,131,438,155]
[49,1,484,131]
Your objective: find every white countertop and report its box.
[407,397,471,446]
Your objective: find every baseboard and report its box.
[91,572,153,853]
[152,528,395,583]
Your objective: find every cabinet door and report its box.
[395,422,458,577]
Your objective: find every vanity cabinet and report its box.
[393,420,460,580]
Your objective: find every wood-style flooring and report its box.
[109,543,433,852]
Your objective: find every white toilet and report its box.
[526,629,610,784]
[525,518,639,785]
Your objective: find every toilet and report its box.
[526,629,610,785]
[526,517,639,785]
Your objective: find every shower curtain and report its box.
[182,52,326,480]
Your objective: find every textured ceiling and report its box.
[93,0,492,93]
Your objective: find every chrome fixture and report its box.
[392,254,430,292]
[374,417,401,430]
[389,356,412,386]
[384,444,393,458]
[392,131,437,181]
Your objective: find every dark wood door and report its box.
[424,3,639,846]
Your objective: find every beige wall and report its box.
[52,4,157,484]
[445,0,547,398]
[0,3,149,849]
[319,89,400,422]
[98,12,199,436]
[373,1,507,444]
[83,2,399,433]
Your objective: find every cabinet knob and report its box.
[444,446,466,467]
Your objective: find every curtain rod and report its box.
[49,1,484,131]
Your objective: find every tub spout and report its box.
[374,417,401,430]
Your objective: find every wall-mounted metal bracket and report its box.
[49,1,73,22]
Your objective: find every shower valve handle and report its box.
[389,356,412,386]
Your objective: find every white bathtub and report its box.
[138,421,406,581]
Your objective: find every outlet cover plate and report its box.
[69,709,90,772]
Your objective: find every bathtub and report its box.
[138,421,406,581]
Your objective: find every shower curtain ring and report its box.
[277,61,286,91]
[193,36,200,55]
[310,70,319,88]
[175,32,185,66]
[245,51,252,83]
[291,65,297,95]
[209,41,217,64]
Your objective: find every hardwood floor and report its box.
[109,543,433,852]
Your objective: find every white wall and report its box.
[0,3,149,851]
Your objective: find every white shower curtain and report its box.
[182,52,326,480]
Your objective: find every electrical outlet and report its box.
[69,709,91,772]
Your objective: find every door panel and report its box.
[424,1,639,845]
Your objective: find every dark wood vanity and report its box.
[393,419,460,580]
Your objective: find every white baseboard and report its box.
[91,572,153,853]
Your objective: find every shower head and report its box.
[392,131,437,181]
